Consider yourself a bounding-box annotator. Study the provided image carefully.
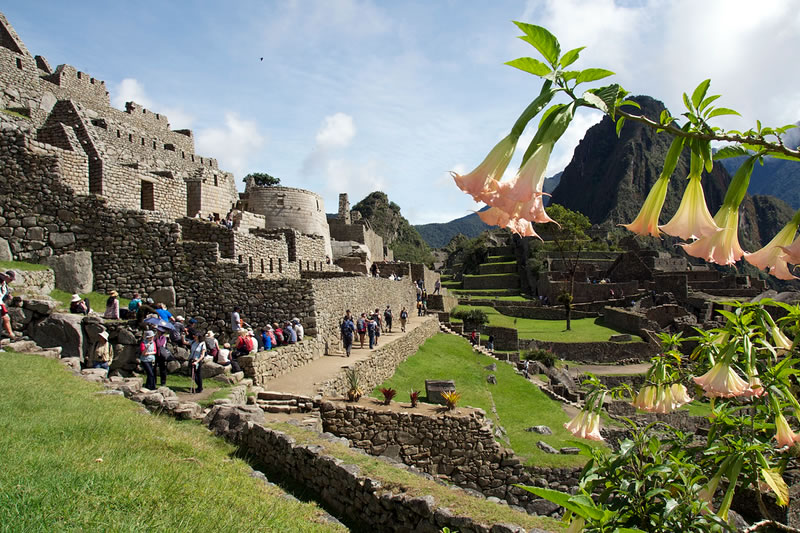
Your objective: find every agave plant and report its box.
[409,389,420,408]
[441,390,461,410]
[345,367,362,402]
[380,387,397,405]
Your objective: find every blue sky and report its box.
[6,1,800,224]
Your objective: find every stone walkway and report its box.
[263,315,438,397]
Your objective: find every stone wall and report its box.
[653,273,689,300]
[537,277,639,304]
[463,274,520,290]
[236,337,326,386]
[522,339,654,363]
[427,291,458,313]
[602,307,655,335]
[372,261,412,279]
[317,317,439,397]
[463,300,597,320]
[483,326,518,351]
[411,263,440,293]
[328,218,387,262]
[320,402,582,511]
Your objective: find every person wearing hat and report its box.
[188,330,206,394]
[103,290,120,320]
[292,318,304,342]
[0,270,15,339]
[218,342,231,367]
[90,330,113,376]
[154,328,171,387]
[139,330,157,390]
[69,293,90,316]
[204,330,220,362]
[247,329,259,354]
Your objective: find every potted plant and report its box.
[380,387,397,405]
[409,389,420,408]
[345,367,362,402]
[441,390,461,410]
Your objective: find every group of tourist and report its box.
[339,305,410,357]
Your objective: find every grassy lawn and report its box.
[371,333,601,467]
[0,260,51,271]
[50,288,131,314]
[453,304,642,343]
[0,351,343,532]
[272,421,563,532]
[165,374,234,408]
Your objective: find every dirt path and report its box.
[263,315,438,397]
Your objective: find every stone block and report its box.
[525,425,552,435]
[83,318,106,343]
[150,287,176,308]
[48,232,76,249]
[200,361,226,379]
[29,312,84,359]
[43,251,92,294]
[8,306,33,329]
[536,441,558,454]
[609,334,632,342]
[0,238,11,261]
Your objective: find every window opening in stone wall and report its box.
[238,255,243,264]
[141,138,145,146]
[199,157,203,164]
[140,181,155,211]
[269,258,274,273]
[156,113,160,119]
[306,260,310,270]
[316,199,319,211]
[298,259,302,271]
[90,78,95,84]
[191,154,195,162]
[77,71,81,79]
[277,198,284,207]
[214,176,218,187]
[152,141,156,149]
[116,129,120,138]
[181,151,185,159]
[128,133,132,142]
[248,257,253,273]
[278,258,282,273]
[16,58,22,70]
[314,261,317,271]
[260,259,264,273]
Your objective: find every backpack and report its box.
[384,309,392,320]
[400,310,408,319]
[357,318,366,333]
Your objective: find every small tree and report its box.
[244,172,281,187]
[545,204,591,331]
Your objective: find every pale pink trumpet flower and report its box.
[775,413,800,447]
[771,324,793,352]
[478,207,541,239]
[744,215,800,280]
[670,383,692,409]
[632,385,657,411]
[622,175,670,237]
[488,142,557,224]
[693,360,749,398]
[742,375,766,398]
[660,174,719,240]
[681,205,746,266]
[564,410,604,441]
[451,134,517,204]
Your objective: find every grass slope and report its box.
[372,334,602,467]
[453,305,642,343]
[0,352,343,532]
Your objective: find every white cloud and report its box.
[195,113,265,179]
[324,158,386,195]
[110,78,194,129]
[315,113,356,149]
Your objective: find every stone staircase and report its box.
[250,390,318,414]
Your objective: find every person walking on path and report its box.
[340,315,355,357]
[470,330,478,346]
[399,306,408,333]
[139,330,157,390]
[189,331,206,393]
[367,315,378,349]
[434,279,441,295]
[384,305,393,333]
[523,359,530,379]
[356,313,367,348]
[373,309,382,345]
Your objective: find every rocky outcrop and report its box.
[43,251,93,293]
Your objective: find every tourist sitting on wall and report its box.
[170,316,189,347]
[235,329,253,358]
[340,314,355,357]
[155,303,174,322]
[90,331,112,375]
[356,313,367,348]
[70,294,91,315]
[205,331,219,361]
[188,331,205,393]
[400,307,408,332]
[103,291,120,320]
[292,318,304,341]
[122,292,142,319]
[273,322,284,346]
[470,330,478,346]
[137,298,157,323]
[284,321,297,344]
[370,263,379,277]
[139,330,157,390]
[247,329,259,354]
[217,342,231,366]
[0,270,15,339]
[266,324,276,348]
[260,328,272,350]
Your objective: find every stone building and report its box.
[328,193,392,272]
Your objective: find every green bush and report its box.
[523,348,556,368]
[450,308,489,326]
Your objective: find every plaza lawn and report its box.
[0,351,344,532]
[372,333,603,467]
[452,304,642,343]
[0,260,50,271]
[50,288,131,315]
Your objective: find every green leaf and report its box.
[691,79,712,109]
[615,117,626,137]
[505,57,552,77]
[515,486,599,518]
[559,46,585,68]
[562,70,581,82]
[766,152,800,162]
[576,68,615,84]
[618,99,640,109]
[511,82,555,137]
[659,135,686,181]
[698,94,722,112]
[705,107,741,119]
[683,92,693,112]
[713,145,750,160]
[581,92,607,113]
[513,21,560,66]
[699,141,713,172]
[586,84,620,118]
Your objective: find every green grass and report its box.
[0,351,343,532]
[372,333,601,467]
[487,255,515,262]
[0,260,51,271]
[0,108,30,120]
[50,288,131,314]
[164,374,234,408]
[463,273,519,278]
[453,304,642,343]
[271,421,563,532]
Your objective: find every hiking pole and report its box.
[191,363,195,394]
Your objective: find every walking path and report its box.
[263,315,438,397]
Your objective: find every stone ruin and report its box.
[0,10,439,356]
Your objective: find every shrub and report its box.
[380,387,397,405]
[441,390,461,410]
[409,389,420,407]
[451,308,489,326]
[345,368,362,402]
[523,348,556,368]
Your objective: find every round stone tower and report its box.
[244,184,332,258]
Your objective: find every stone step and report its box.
[258,399,298,406]
[258,390,313,402]
[5,339,40,353]
[478,262,517,275]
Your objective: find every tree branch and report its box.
[616,109,800,159]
